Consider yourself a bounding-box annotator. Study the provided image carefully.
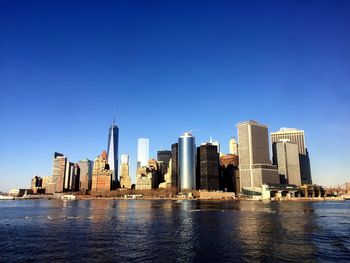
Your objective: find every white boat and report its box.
[61,195,76,200]
[343,194,350,200]
[0,195,15,200]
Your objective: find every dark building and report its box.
[171,143,179,191]
[197,143,219,191]
[157,150,172,176]
[220,154,240,194]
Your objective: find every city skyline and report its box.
[1,0,349,191]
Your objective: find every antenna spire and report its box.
[113,108,116,125]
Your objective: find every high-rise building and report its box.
[270,128,312,184]
[157,150,172,176]
[197,143,219,191]
[237,121,279,191]
[107,117,119,188]
[137,138,149,168]
[171,143,179,191]
[91,150,112,192]
[220,154,240,194]
[51,152,67,193]
[275,139,301,186]
[120,154,131,189]
[229,137,238,155]
[78,159,93,193]
[178,132,196,191]
[64,162,74,191]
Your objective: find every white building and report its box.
[137,138,149,168]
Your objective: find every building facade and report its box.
[270,128,312,184]
[51,152,67,193]
[107,119,119,188]
[171,143,179,191]
[120,154,131,189]
[197,143,219,191]
[229,137,238,155]
[157,150,172,177]
[137,138,149,168]
[220,154,240,194]
[91,150,112,192]
[178,132,196,191]
[78,159,93,193]
[275,140,301,186]
[237,121,279,191]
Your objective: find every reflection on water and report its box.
[0,200,349,262]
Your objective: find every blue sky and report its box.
[1,0,349,191]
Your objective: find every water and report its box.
[0,200,349,262]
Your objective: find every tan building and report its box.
[159,158,172,189]
[229,137,238,155]
[270,128,312,184]
[237,121,279,191]
[136,159,159,190]
[120,154,131,189]
[91,150,112,192]
[51,152,67,193]
[276,139,301,186]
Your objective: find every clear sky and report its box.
[1,0,349,192]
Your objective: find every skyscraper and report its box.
[91,150,112,192]
[171,143,179,191]
[78,159,93,193]
[197,143,219,191]
[178,132,196,191]
[275,139,301,186]
[107,117,119,188]
[157,150,172,176]
[137,138,149,168]
[229,137,238,155]
[237,121,279,191]
[270,128,312,184]
[120,154,131,189]
[52,152,67,193]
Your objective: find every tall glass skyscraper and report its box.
[178,132,196,191]
[107,118,119,187]
[137,138,149,168]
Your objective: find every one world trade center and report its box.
[107,115,119,188]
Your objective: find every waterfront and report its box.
[0,200,349,262]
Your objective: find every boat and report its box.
[343,194,350,200]
[0,195,15,200]
[61,195,76,200]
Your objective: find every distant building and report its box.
[271,128,312,184]
[78,159,93,193]
[178,132,196,191]
[229,137,238,155]
[197,143,219,191]
[42,176,55,194]
[220,154,240,194]
[120,154,131,189]
[31,174,43,194]
[137,138,149,168]
[171,143,179,191]
[51,152,67,193]
[64,162,74,191]
[237,121,279,191]
[275,140,301,186]
[91,150,112,192]
[159,158,172,189]
[107,117,119,188]
[135,159,160,190]
[157,150,172,176]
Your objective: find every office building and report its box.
[91,150,112,192]
[229,137,238,155]
[157,150,172,176]
[237,121,279,191]
[78,159,93,193]
[220,154,240,194]
[64,162,74,191]
[271,128,312,184]
[275,139,301,186]
[107,117,119,188]
[159,158,172,189]
[178,132,196,191]
[120,154,131,189]
[171,143,179,191]
[135,159,159,190]
[137,138,149,168]
[51,152,67,193]
[197,143,219,191]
